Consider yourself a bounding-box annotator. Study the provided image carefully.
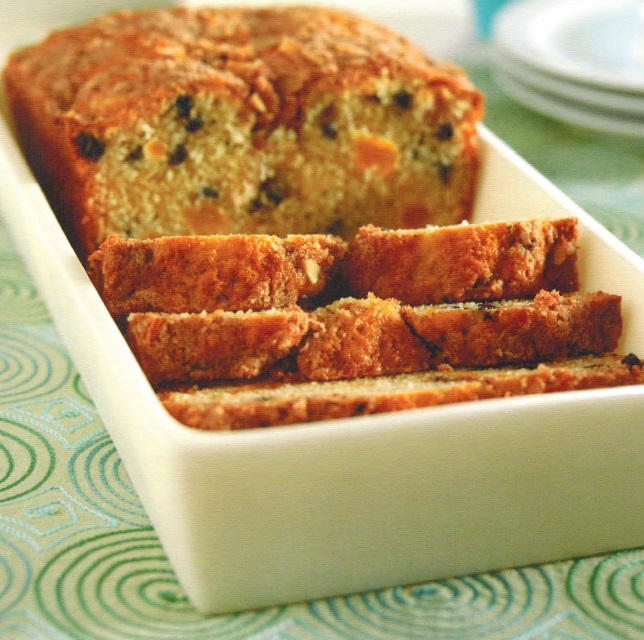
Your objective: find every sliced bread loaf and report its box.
[158,354,644,430]
[3,5,483,259]
[127,291,622,386]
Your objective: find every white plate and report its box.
[494,0,644,93]
[3,1,644,617]
[493,67,644,139]
[493,49,644,117]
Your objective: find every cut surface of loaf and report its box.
[402,289,622,367]
[3,5,484,258]
[127,306,312,387]
[88,233,346,314]
[343,218,579,305]
[158,354,644,430]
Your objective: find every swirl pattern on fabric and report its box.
[308,568,554,639]
[0,418,55,502]
[568,550,644,640]
[34,529,286,640]
[68,434,150,527]
[0,327,71,405]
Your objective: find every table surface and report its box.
[2,4,644,638]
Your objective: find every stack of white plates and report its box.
[492,0,644,138]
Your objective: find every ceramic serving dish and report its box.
[1,0,644,615]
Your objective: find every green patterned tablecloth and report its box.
[1,61,644,639]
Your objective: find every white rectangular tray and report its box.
[2,2,644,616]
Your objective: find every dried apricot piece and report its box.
[352,133,399,176]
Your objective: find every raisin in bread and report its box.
[158,354,644,430]
[343,218,579,305]
[3,5,484,259]
[88,233,346,315]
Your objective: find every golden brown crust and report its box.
[342,219,580,305]
[296,295,432,381]
[3,5,484,258]
[158,354,644,430]
[402,290,622,367]
[88,233,347,315]
[127,306,312,387]
[4,6,478,124]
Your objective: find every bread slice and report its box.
[127,306,313,387]
[3,5,483,259]
[88,233,346,315]
[296,295,432,381]
[342,219,579,305]
[158,354,644,430]
[402,289,622,367]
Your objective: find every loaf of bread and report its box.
[158,354,644,430]
[402,289,622,368]
[343,218,580,305]
[127,306,312,387]
[3,5,484,259]
[88,233,346,315]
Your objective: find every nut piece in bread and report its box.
[127,306,313,387]
[3,5,484,258]
[158,354,644,430]
[87,233,346,315]
[343,218,579,305]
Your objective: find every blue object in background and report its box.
[472,0,515,39]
